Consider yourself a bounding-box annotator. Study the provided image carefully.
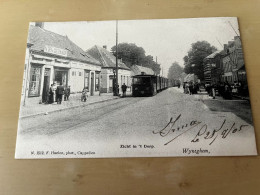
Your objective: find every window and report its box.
[79,71,82,76]
[133,77,151,85]
[84,70,90,91]
[29,65,42,97]
[95,72,100,91]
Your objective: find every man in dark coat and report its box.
[56,85,65,104]
[64,86,71,101]
[121,83,127,98]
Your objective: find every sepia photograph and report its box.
[15,17,257,158]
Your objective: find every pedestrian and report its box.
[185,83,189,94]
[48,84,54,104]
[56,84,65,104]
[223,82,232,99]
[189,82,194,95]
[53,82,57,102]
[64,86,71,101]
[121,83,127,98]
[81,87,88,102]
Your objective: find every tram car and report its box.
[132,74,168,97]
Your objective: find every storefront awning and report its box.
[55,59,70,63]
[32,54,53,61]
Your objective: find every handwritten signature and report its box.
[153,114,249,145]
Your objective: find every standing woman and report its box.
[48,84,54,104]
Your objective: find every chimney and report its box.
[35,22,44,28]
[224,44,229,54]
[103,45,107,50]
[234,36,240,40]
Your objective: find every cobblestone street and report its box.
[16,87,257,158]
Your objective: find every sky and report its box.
[32,17,240,76]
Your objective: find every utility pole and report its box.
[115,20,119,96]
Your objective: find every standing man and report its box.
[56,84,65,104]
[64,86,71,101]
[121,83,127,98]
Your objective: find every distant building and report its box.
[184,74,198,83]
[203,36,246,85]
[130,65,155,76]
[203,50,225,84]
[180,72,187,85]
[23,25,101,104]
[86,45,131,93]
[222,36,246,84]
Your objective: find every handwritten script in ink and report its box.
[153,114,249,145]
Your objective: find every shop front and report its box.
[28,63,43,97]
[54,68,69,87]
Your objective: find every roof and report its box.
[205,50,224,59]
[86,45,130,70]
[131,65,155,75]
[27,25,101,65]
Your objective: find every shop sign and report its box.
[44,45,67,57]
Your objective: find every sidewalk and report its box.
[19,93,120,119]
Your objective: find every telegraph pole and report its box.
[115,20,119,96]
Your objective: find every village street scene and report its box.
[16,18,257,158]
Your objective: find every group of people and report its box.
[46,82,128,105]
[183,82,200,95]
[113,83,128,97]
[48,83,70,104]
[205,81,248,99]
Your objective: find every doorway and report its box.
[90,72,94,96]
[42,68,50,103]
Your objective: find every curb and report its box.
[19,96,120,119]
[232,95,250,101]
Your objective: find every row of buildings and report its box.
[203,36,247,86]
[22,23,155,104]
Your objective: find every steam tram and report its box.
[132,74,169,97]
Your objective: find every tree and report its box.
[111,43,161,75]
[167,62,183,80]
[111,43,146,67]
[183,41,217,81]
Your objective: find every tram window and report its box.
[133,77,150,84]
[133,78,142,84]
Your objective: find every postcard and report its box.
[15,17,257,158]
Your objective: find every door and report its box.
[90,72,94,96]
[109,75,114,93]
[42,68,50,103]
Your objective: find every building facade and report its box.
[222,36,246,84]
[203,36,246,85]
[22,25,102,104]
[203,50,224,84]
[86,45,131,93]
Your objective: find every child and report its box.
[81,87,88,102]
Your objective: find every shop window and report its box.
[55,69,68,87]
[28,65,42,97]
